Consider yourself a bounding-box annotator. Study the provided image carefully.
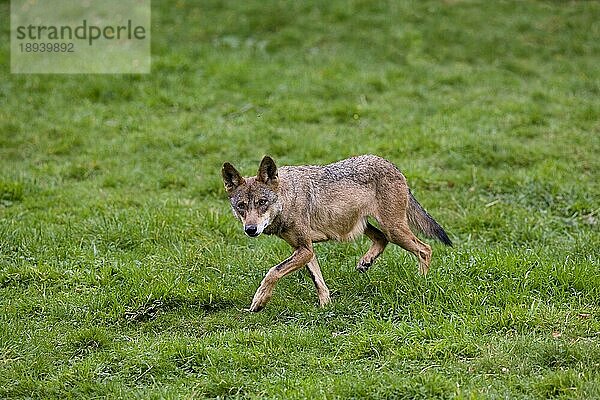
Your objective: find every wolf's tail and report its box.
[407,190,452,246]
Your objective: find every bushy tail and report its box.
[407,190,452,246]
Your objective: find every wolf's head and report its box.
[222,156,282,237]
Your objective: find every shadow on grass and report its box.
[123,295,238,323]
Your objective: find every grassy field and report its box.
[1,0,599,398]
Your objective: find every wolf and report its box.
[222,155,452,312]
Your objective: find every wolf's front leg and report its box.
[249,246,313,312]
[306,255,330,307]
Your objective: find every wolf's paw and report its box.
[356,259,372,273]
[249,285,272,312]
[249,296,266,312]
[248,302,265,312]
[318,291,331,307]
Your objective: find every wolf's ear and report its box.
[222,162,245,193]
[257,156,278,187]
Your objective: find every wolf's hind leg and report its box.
[384,224,432,275]
[357,222,389,272]
[306,255,330,306]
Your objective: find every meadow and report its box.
[1,0,599,398]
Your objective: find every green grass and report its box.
[1,0,599,398]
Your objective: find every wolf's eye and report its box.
[257,198,268,206]
[237,202,247,210]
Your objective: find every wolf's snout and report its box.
[244,225,259,237]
